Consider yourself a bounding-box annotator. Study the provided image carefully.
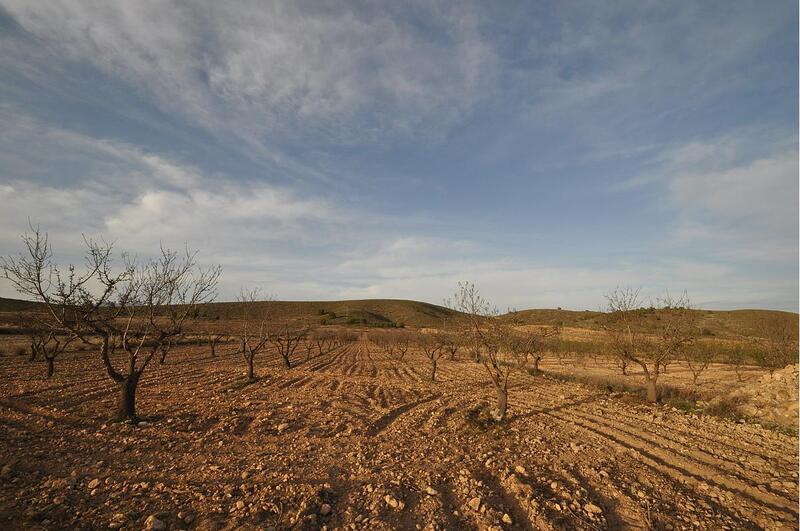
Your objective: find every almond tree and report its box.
[312,329,337,357]
[451,282,526,422]
[1,226,220,421]
[685,341,715,386]
[443,333,460,361]
[420,331,446,381]
[519,325,561,375]
[206,332,226,358]
[270,323,308,369]
[238,289,272,382]
[753,317,798,374]
[395,333,410,361]
[605,288,695,402]
[30,329,73,378]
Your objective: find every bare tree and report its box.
[312,329,337,357]
[724,343,752,382]
[238,289,272,382]
[30,329,73,378]
[605,288,695,402]
[451,282,530,422]
[396,334,410,361]
[1,226,220,421]
[442,332,460,361]
[685,341,715,386]
[270,323,308,369]
[519,325,561,375]
[420,331,447,381]
[205,332,226,358]
[753,317,798,375]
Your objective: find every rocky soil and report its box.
[0,335,797,530]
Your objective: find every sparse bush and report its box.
[704,394,748,420]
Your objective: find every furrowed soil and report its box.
[0,335,797,530]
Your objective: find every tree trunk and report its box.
[734,365,743,382]
[620,359,627,375]
[210,342,216,358]
[430,359,437,382]
[159,348,169,364]
[247,356,255,382]
[645,377,659,402]
[116,373,139,422]
[30,344,37,362]
[281,354,291,369]
[492,385,508,422]
[533,356,541,375]
[45,356,55,378]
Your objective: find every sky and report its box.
[0,1,797,311]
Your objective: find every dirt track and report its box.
[0,335,797,530]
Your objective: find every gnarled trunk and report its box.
[281,354,292,369]
[116,373,140,422]
[533,356,541,375]
[246,356,255,382]
[645,377,659,402]
[492,384,508,422]
[45,356,55,378]
[430,359,437,382]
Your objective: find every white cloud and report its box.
[0,110,341,278]
[1,1,497,146]
[668,150,797,231]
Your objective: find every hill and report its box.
[1,296,796,338]
[502,307,799,340]
[196,298,460,328]
[0,296,44,313]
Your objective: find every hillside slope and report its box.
[503,307,799,340]
[1,296,796,338]
[197,298,459,328]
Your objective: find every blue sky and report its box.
[0,1,797,310]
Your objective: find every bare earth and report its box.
[0,335,797,530]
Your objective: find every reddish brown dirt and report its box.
[0,334,797,530]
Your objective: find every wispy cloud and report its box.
[1,1,497,148]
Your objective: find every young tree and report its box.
[450,282,529,422]
[753,317,798,374]
[685,341,715,386]
[1,226,220,421]
[519,325,561,375]
[724,343,752,382]
[605,288,695,402]
[30,329,73,378]
[312,329,336,357]
[238,289,272,382]
[419,331,446,381]
[270,323,308,369]
[205,332,226,358]
[442,333,460,361]
[394,332,410,361]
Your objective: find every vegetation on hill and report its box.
[1,296,796,340]
[502,307,798,340]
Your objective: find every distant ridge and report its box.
[0,296,796,338]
